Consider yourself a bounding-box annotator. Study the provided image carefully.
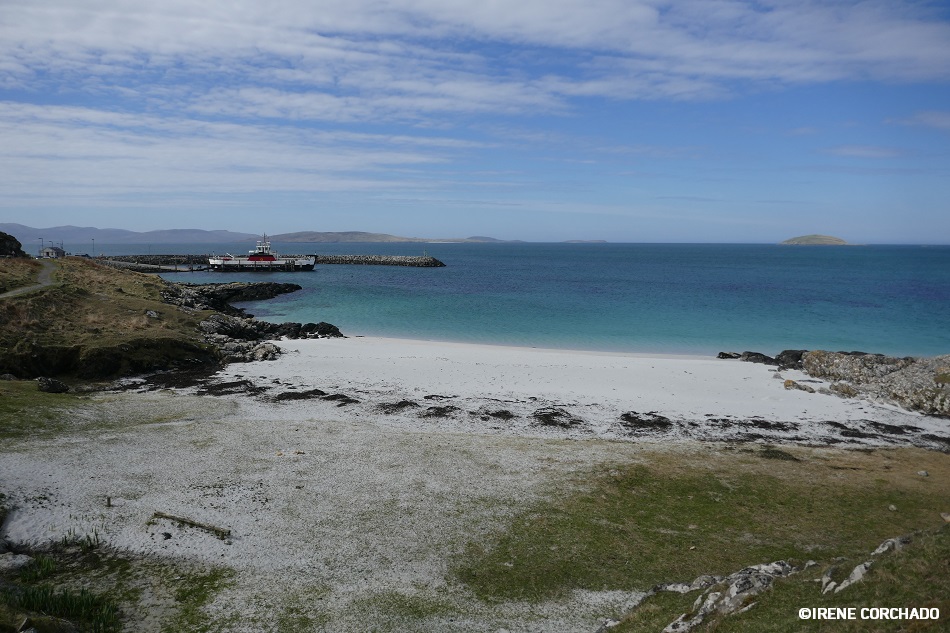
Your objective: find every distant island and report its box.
[780,234,849,245]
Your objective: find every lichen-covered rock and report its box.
[803,351,950,416]
[803,350,915,382]
[829,381,859,398]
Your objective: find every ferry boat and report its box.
[208,236,315,271]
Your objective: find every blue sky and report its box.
[1,1,949,243]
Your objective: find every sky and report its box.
[1,1,949,243]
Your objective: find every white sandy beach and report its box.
[1,337,946,631]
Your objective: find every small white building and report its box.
[40,246,66,259]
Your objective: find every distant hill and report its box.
[0,225,515,245]
[0,223,259,245]
[780,234,849,245]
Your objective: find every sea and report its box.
[84,242,950,358]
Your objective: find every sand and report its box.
[1,337,944,631]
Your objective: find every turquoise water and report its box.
[147,243,949,357]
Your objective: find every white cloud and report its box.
[823,145,903,159]
[0,102,474,202]
[2,0,949,116]
[901,110,950,132]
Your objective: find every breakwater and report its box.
[315,255,445,267]
[97,253,446,270]
[106,255,210,266]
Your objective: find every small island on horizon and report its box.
[780,234,849,245]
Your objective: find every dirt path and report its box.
[0,259,57,300]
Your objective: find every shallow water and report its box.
[144,242,950,357]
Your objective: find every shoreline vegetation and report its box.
[1,251,949,632]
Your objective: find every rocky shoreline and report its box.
[719,348,950,418]
[161,281,343,364]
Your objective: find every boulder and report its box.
[36,376,69,393]
[783,379,815,394]
[299,322,343,338]
[739,351,778,365]
[717,352,740,359]
[775,349,808,370]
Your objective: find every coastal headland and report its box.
[1,251,948,632]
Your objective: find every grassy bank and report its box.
[0,257,217,379]
[0,258,42,294]
[454,444,950,629]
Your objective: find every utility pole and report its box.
[38,237,43,257]
[92,238,95,257]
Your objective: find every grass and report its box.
[163,568,236,633]
[0,539,238,633]
[612,524,950,632]
[1,585,120,633]
[0,258,42,294]
[454,446,950,604]
[0,257,216,379]
[0,379,83,440]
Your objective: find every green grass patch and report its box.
[371,590,455,620]
[19,555,57,583]
[0,380,85,441]
[163,567,235,633]
[1,584,120,633]
[453,448,950,604]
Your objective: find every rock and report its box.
[717,352,741,359]
[0,553,33,572]
[871,535,911,556]
[0,231,29,258]
[941,512,950,523]
[820,566,838,594]
[739,351,778,365]
[772,373,784,380]
[661,561,796,632]
[834,561,872,593]
[803,351,950,416]
[36,376,69,393]
[776,349,808,370]
[0,373,17,380]
[299,322,344,338]
[888,504,897,512]
[829,382,858,398]
[783,379,815,393]
[145,310,160,318]
[249,343,281,362]
[918,470,929,477]
[162,281,302,316]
